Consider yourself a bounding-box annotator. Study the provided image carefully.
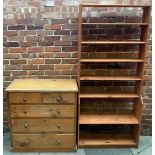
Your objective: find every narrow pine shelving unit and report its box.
[78,4,151,148]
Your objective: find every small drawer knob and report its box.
[23,98,27,102]
[56,140,61,145]
[57,109,61,114]
[23,109,27,114]
[57,96,62,102]
[57,124,61,129]
[24,124,29,128]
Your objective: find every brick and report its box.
[4,53,20,59]
[62,46,77,52]
[3,37,7,43]
[45,59,61,64]
[44,36,60,41]
[26,36,42,42]
[20,42,37,47]
[61,24,78,30]
[28,47,44,53]
[45,47,61,52]
[22,65,38,70]
[3,48,8,53]
[54,30,70,35]
[8,25,25,30]
[3,60,9,65]
[27,25,43,30]
[55,52,71,58]
[38,53,54,58]
[28,59,44,64]
[55,65,72,70]
[12,71,27,76]
[10,60,26,65]
[54,41,71,46]
[3,31,18,37]
[37,30,53,36]
[62,59,77,64]
[10,48,26,53]
[38,41,53,46]
[62,35,77,41]
[5,65,21,70]
[45,24,61,30]
[39,65,54,70]
[4,71,11,76]
[44,70,60,75]
[4,42,19,47]
[3,19,16,25]
[28,71,44,76]
[19,30,36,36]
[8,36,24,42]
[16,19,33,24]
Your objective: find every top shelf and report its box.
[81,4,151,7]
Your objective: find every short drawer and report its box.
[11,118,75,133]
[9,93,41,104]
[43,93,76,104]
[12,133,75,149]
[10,105,75,118]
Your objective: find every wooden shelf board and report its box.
[81,41,146,44]
[80,76,141,81]
[82,23,148,25]
[79,133,137,147]
[80,58,143,62]
[80,114,139,125]
[82,4,150,7]
[79,93,139,98]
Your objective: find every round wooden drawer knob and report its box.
[57,124,61,129]
[57,109,61,114]
[24,124,29,128]
[23,109,28,113]
[23,98,27,102]
[57,96,62,102]
[20,139,29,147]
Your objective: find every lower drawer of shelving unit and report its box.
[12,133,75,150]
[79,132,137,148]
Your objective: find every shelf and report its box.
[82,4,150,7]
[81,41,146,44]
[79,133,137,147]
[80,114,139,125]
[79,93,139,98]
[80,58,143,63]
[80,76,141,81]
[82,23,148,26]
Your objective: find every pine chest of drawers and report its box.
[6,79,78,152]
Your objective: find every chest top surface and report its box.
[6,79,78,92]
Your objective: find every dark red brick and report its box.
[4,42,19,47]
[8,25,25,30]
[45,59,61,64]
[27,25,43,30]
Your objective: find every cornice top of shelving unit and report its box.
[81,4,151,7]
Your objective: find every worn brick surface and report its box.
[3,0,152,135]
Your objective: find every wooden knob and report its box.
[56,140,61,145]
[57,109,61,114]
[24,124,29,128]
[57,124,61,129]
[57,96,62,102]
[23,109,27,114]
[23,98,27,102]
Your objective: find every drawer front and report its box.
[9,93,41,104]
[43,93,76,104]
[12,134,75,149]
[11,118,75,133]
[10,105,75,118]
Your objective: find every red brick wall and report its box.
[3,0,152,135]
